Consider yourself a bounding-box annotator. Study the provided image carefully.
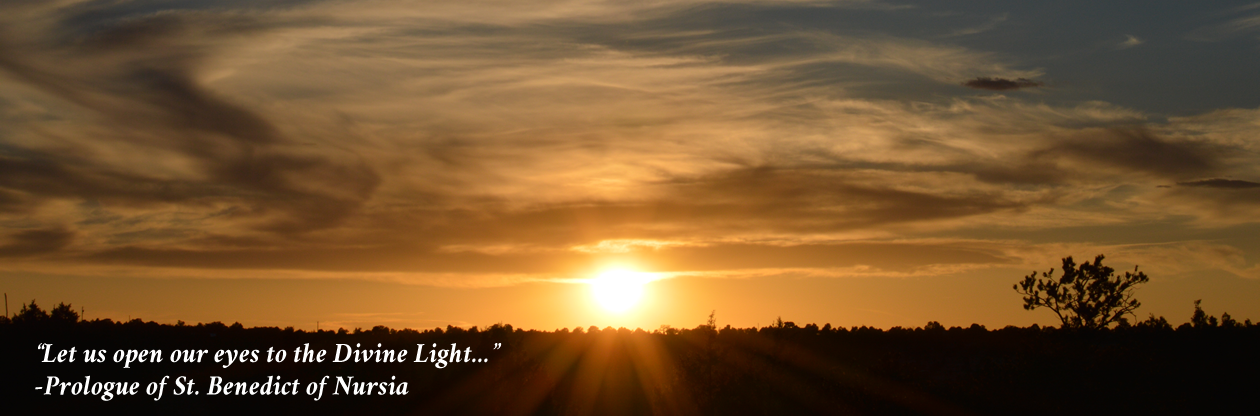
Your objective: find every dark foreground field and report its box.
[6,319,1258,415]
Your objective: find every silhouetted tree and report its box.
[12,300,49,324]
[1220,312,1239,328]
[50,302,79,323]
[1015,255,1148,329]
[1136,314,1172,330]
[1189,299,1238,328]
[1190,299,1217,328]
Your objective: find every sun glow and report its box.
[590,269,651,313]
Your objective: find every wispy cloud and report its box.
[961,77,1044,91]
[1186,8,1260,41]
[0,0,1257,286]
[945,13,1008,37]
[1117,34,1144,49]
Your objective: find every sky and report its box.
[2,0,1259,331]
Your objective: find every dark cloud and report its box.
[1161,178,1260,217]
[0,146,217,203]
[961,77,1043,91]
[1037,128,1220,179]
[1177,179,1260,189]
[943,127,1232,186]
[489,166,1025,240]
[967,162,1071,186]
[0,228,74,258]
[0,5,379,234]
[0,187,33,213]
[61,162,1029,271]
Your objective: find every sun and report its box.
[590,269,650,313]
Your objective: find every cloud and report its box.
[19,235,1258,286]
[1186,13,1260,42]
[0,2,381,234]
[1036,128,1221,180]
[1158,179,1260,223]
[1117,34,1144,49]
[1177,179,1260,189]
[961,77,1044,91]
[58,239,1015,285]
[945,13,1008,37]
[0,0,1258,285]
[799,34,1043,83]
[0,228,74,258]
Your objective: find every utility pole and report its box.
[4,293,8,318]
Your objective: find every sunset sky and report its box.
[2,0,1259,331]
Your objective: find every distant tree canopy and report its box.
[10,300,79,325]
[1190,299,1241,329]
[1015,255,1148,329]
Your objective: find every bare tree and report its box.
[1014,255,1148,329]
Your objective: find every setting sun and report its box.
[590,269,651,313]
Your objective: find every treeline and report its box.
[5,298,1252,333]
[6,301,1258,416]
